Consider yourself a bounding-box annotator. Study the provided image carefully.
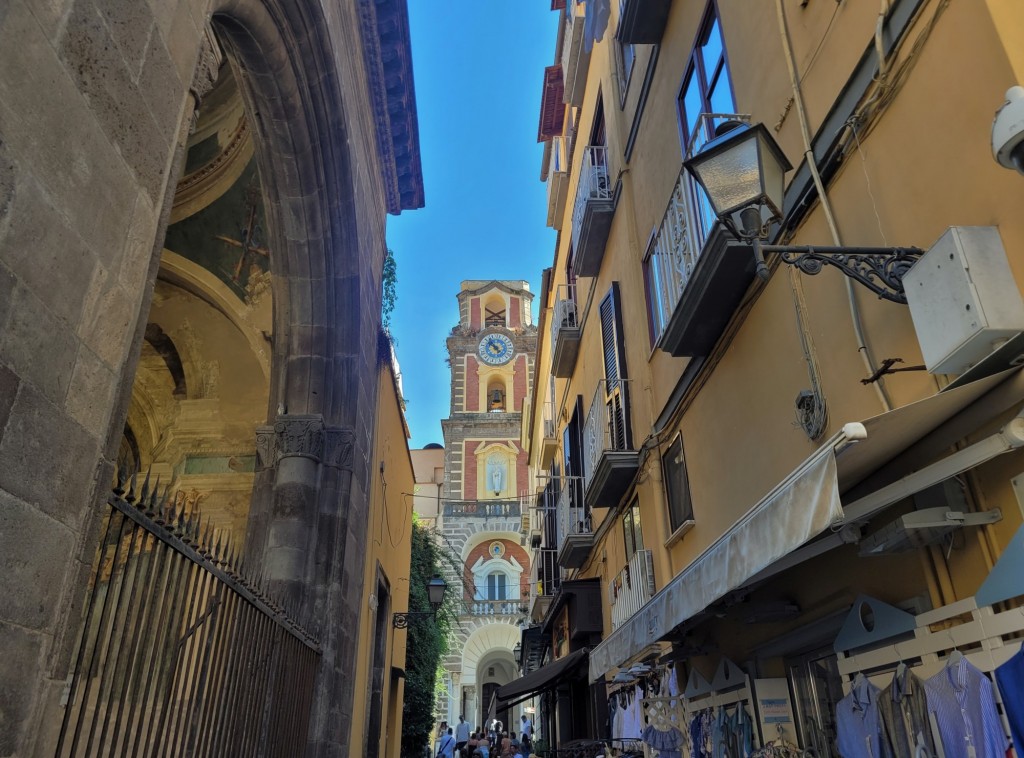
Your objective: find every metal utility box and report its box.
[904,226,1024,375]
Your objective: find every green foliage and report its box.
[401,515,463,756]
[382,249,398,330]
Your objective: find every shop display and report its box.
[924,654,1007,758]
[878,665,935,757]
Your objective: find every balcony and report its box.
[540,396,559,468]
[582,379,639,510]
[443,499,521,518]
[462,599,524,617]
[571,146,614,277]
[645,114,758,358]
[561,0,590,107]
[556,475,593,569]
[609,550,655,631]
[617,0,672,44]
[550,283,581,378]
[546,135,570,229]
[529,547,561,621]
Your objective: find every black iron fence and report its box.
[55,470,321,757]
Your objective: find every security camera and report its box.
[993,86,1024,174]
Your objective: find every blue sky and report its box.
[387,3,560,449]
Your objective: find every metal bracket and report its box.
[753,240,924,304]
[392,611,437,629]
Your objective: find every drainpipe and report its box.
[775,0,892,412]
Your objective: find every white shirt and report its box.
[456,721,471,742]
[521,718,532,735]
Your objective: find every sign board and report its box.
[753,678,799,748]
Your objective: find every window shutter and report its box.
[537,65,566,142]
[599,283,627,382]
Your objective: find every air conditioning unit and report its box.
[904,227,1024,375]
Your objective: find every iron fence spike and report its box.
[128,466,139,504]
[149,475,162,517]
[140,467,152,503]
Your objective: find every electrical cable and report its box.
[775,0,893,413]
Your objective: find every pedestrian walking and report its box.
[437,727,455,758]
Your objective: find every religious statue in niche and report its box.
[486,455,507,496]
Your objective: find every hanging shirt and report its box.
[878,667,936,757]
[836,678,892,758]
[995,645,1024,756]
[925,656,1007,758]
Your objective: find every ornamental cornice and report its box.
[356,0,424,213]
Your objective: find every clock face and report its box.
[478,333,514,365]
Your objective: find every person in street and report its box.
[474,731,491,758]
[437,727,455,758]
[455,715,471,755]
[499,730,512,758]
[519,715,532,752]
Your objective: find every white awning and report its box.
[588,369,1020,683]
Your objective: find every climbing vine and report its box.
[402,515,462,756]
[382,248,398,330]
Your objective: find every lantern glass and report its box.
[427,575,447,610]
[685,122,793,230]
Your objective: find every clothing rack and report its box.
[836,595,1024,750]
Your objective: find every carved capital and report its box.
[188,27,224,131]
[255,416,354,470]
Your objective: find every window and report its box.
[679,4,736,244]
[663,435,694,532]
[599,283,632,452]
[678,5,734,151]
[486,572,508,601]
[622,499,644,561]
[615,0,636,104]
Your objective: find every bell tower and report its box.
[439,280,538,728]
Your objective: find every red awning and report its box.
[537,65,565,142]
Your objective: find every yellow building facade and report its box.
[349,342,415,758]
[516,0,1024,754]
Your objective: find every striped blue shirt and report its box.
[924,657,1007,758]
[836,678,892,757]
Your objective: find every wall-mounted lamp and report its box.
[683,121,923,304]
[393,575,448,628]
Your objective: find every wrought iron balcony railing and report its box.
[571,146,612,275]
[442,499,521,518]
[609,549,655,631]
[645,169,695,345]
[550,282,581,378]
[583,379,632,490]
[530,547,561,600]
[561,0,590,107]
[555,475,591,544]
[547,135,570,229]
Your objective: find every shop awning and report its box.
[497,648,588,708]
[588,369,1021,682]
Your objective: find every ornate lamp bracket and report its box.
[752,239,924,305]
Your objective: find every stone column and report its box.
[255,414,352,605]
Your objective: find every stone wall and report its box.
[0,0,421,755]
